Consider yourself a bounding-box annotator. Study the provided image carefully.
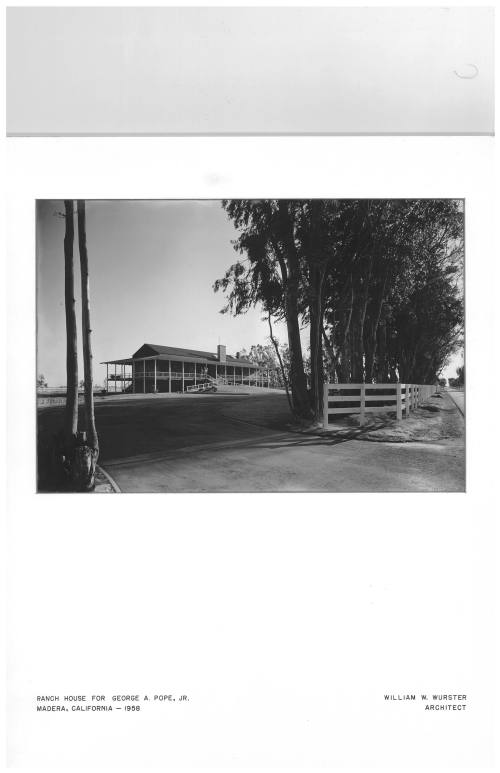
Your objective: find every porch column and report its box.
[122,364,124,392]
[132,361,135,393]
[143,360,146,393]
[182,361,185,392]
[106,363,109,393]
[114,363,117,393]
[194,363,197,386]
[154,359,157,392]
[169,360,172,393]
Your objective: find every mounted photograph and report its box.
[36,199,465,493]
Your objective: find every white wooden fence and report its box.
[323,383,439,428]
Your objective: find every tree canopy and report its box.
[214,199,464,421]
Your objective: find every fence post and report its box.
[396,382,402,421]
[323,381,329,429]
[360,383,366,426]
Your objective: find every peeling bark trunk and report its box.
[377,319,388,382]
[285,280,311,418]
[309,264,326,422]
[267,313,293,413]
[278,201,312,419]
[322,325,340,382]
[77,200,99,490]
[366,277,388,382]
[355,254,373,383]
[63,200,78,446]
[339,277,354,382]
[364,330,375,384]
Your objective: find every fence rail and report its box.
[323,383,439,428]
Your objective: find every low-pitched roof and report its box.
[131,343,257,367]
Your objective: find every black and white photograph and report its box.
[5,4,497,770]
[36,198,465,493]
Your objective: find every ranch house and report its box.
[102,343,272,394]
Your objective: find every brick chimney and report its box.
[217,344,226,363]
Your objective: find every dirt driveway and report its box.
[38,392,464,492]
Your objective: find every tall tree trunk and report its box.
[364,333,375,385]
[339,276,354,382]
[351,319,363,383]
[278,201,312,419]
[352,249,373,383]
[77,200,99,489]
[322,326,341,382]
[64,200,78,445]
[366,276,388,383]
[377,319,388,382]
[309,264,325,422]
[285,280,311,418]
[267,313,293,413]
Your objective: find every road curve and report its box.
[446,389,464,416]
[38,392,465,493]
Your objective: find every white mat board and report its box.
[6,6,494,136]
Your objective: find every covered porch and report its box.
[102,356,271,394]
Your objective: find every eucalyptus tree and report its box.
[321,199,464,384]
[215,200,312,419]
[76,200,99,489]
[55,200,100,491]
[216,198,464,424]
[63,199,79,448]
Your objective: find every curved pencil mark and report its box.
[453,63,479,79]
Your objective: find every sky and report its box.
[36,199,463,387]
[36,200,289,387]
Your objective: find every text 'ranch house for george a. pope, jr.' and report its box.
[102,343,274,394]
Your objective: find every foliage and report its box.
[215,199,464,422]
[247,341,290,389]
[449,365,465,388]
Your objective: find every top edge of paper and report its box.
[6,6,494,137]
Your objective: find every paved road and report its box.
[38,392,465,493]
[446,389,465,415]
